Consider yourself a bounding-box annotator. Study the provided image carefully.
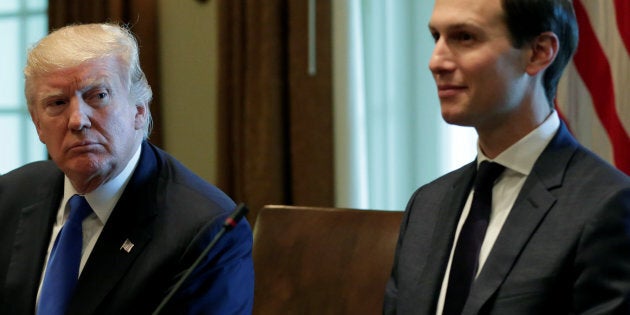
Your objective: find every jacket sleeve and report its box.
[573,187,630,314]
[164,216,255,315]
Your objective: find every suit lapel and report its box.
[463,124,578,314]
[4,170,63,313]
[69,214,153,314]
[415,162,476,314]
[464,175,556,314]
[68,141,160,313]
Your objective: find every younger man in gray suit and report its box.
[384,0,630,313]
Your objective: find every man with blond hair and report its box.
[0,23,254,314]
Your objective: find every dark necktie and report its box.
[38,194,93,315]
[443,161,505,315]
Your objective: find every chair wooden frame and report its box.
[252,205,403,315]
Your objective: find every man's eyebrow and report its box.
[77,78,111,93]
[37,85,67,100]
[429,22,479,32]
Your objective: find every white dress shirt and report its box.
[36,144,142,306]
[436,111,561,314]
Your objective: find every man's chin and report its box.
[62,157,106,177]
[440,113,474,127]
[441,103,468,125]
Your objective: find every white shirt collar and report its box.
[61,144,143,224]
[477,110,560,175]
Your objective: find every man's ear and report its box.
[134,103,147,130]
[526,31,559,76]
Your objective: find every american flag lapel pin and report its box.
[120,238,135,253]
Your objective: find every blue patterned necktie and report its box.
[38,194,93,315]
[443,161,505,315]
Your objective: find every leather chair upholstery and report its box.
[252,205,403,315]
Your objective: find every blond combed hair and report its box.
[24,23,153,138]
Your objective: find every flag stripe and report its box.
[614,0,630,55]
[574,0,630,175]
[556,62,615,162]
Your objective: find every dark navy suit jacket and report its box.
[384,124,630,314]
[0,141,254,314]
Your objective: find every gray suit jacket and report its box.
[384,124,630,314]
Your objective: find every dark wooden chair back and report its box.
[252,205,403,315]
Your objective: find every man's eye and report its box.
[90,91,108,100]
[456,32,474,41]
[431,32,440,43]
[86,90,110,105]
[44,99,67,115]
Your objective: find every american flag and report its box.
[556,0,630,175]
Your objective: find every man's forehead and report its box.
[429,0,505,29]
[33,60,123,101]
[40,66,113,89]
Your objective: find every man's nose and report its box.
[67,97,92,131]
[428,38,456,75]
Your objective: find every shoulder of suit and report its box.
[568,146,630,187]
[0,160,60,184]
